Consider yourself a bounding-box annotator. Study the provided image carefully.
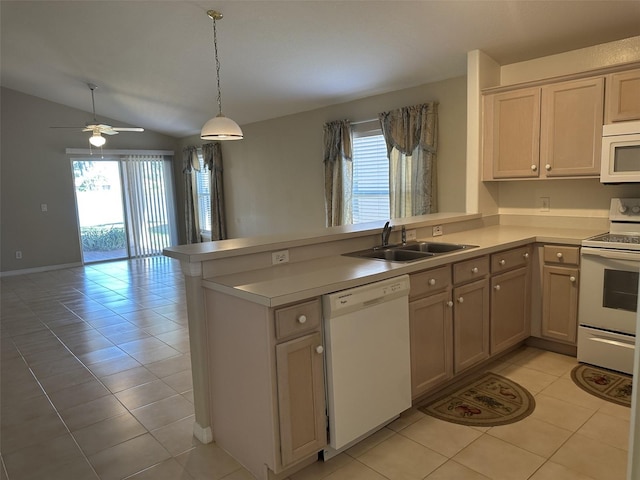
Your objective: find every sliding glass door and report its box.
[72,155,177,263]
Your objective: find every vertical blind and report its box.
[123,155,176,257]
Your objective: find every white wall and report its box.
[179,76,468,239]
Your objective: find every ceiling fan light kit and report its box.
[201,10,243,141]
[89,132,106,147]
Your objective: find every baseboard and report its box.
[0,262,83,277]
[192,421,213,444]
[525,336,577,356]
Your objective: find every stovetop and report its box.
[581,198,640,250]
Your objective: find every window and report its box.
[193,152,211,235]
[351,122,389,224]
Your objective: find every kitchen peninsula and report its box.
[164,212,605,480]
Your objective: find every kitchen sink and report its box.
[399,241,478,254]
[344,241,478,263]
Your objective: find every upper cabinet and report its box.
[605,68,640,124]
[483,77,604,180]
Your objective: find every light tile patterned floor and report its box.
[0,257,631,479]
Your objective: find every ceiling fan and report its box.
[51,83,144,147]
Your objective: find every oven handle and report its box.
[589,335,636,349]
[581,247,640,262]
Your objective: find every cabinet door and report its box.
[606,68,640,123]
[409,291,453,399]
[453,279,490,374]
[540,77,604,177]
[491,267,531,355]
[276,332,327,466]
[483,87,541,179]
[542,265,579,344]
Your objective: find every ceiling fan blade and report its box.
[50,126,86,129]
[112,127,144,132]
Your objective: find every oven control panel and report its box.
[610,198,640,221]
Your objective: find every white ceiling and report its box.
[2,1,639,139]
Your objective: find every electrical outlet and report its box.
[15,251,22,259]
[432,225,443,236]
[272,250,289,265]
[540,197,550,212]
[41,204,48,212]
[406,229,417,242]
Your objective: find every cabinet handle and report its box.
[556,252,563,259]
[315,345,324,354]
[499,259,506,266]
[297,315,307,324]
[457,296,464,304]
[545,164,551,171]
[523,252,529,259]
[570,276,576,283]
[494,285,501,291]
[447,301,454,307]
[428,278,436,286]
[531,165,537,171]
[471,267,479,273]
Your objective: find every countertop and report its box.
[203,224,604,307]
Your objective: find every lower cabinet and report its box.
[453,278,490,373]
[409,290,453,398]
[491,266,531,355]
[540,245,580,344]
[276,332,327,466]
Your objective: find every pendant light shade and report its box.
[201,10,243,141]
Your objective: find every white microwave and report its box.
[601,121,640,183]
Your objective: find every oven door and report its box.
[579,247,640,335]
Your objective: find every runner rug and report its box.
[419,372,535,427]
[571,364,632,407]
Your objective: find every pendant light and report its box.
[201,10,243,141]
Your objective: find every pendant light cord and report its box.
[212,15,223,116]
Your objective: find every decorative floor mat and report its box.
[419,372,535,427]
[571,364,632,407]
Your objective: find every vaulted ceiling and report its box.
[2,1,639,138]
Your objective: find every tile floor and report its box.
[0,257,631,480]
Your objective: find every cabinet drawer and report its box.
[453,256,489,285]
[410,266,451,299]
[491,246,531,273]
[543,245,580,266]
[275,299,321,341]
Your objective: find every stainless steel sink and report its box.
[399,242,478,254]
[349,248,436,262]
[344,241,478,263]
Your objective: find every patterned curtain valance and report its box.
[378,102,438,156]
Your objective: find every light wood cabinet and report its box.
[453,278,490,373]
[490,246,532,355]
[206,292,326,480]
[276,331,327,466]
[409,290,453,398]
[541,245,580,344]
[540,77,604,177]
[605,68,640,123]
[483,77,604,180]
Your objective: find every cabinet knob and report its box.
[297,315,307,324]
[545,164,551,171]
[428,278,436,286]
[499,259,506,266]
[447,301,454,307]
[531,165,538,171]
[457,296,464,304]
[471,267,479,274]
[523,252,529,259]
[570,276,576,283]
[494,285,501,291]
[556,252,563,259]
[315,345,324,354]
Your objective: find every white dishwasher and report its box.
[322,275,411,456]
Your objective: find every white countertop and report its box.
[203,224,604,307]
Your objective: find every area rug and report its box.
[571,364,632,407]
[418,372,535,427]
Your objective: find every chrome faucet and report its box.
[381,221,392,247]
